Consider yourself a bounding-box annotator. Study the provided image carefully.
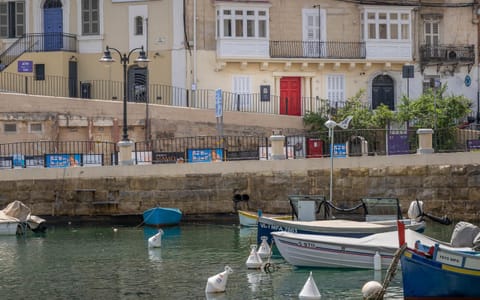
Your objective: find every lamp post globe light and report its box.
[99,46,150,165]
[324,116,353,204]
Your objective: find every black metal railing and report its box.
[1,128,478,168]
[0,33,77,70]
[419,44,475,64]
[0,140,117,168]
[0,71,357,116]
[270,41,366,59]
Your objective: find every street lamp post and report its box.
[99,46,149,165]
[324,116,353,204]
[99,46,150,142]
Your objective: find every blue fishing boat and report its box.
[142,207,182,227]
[400,226,480,299]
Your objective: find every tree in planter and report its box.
[397,84,472,151]
[303,90,397,155]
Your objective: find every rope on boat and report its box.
[374,243,407,300]
[262,239,278,273]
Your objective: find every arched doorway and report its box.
[372,75,394,110]
[43,0,63,51]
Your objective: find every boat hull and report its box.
[258,216,425,244]
[272,229,434,269]
[238,210,291,227]
[143,207,182,227]
[0,221,20,235]
[401,248,480,299]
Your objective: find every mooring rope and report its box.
[374,243,407,300]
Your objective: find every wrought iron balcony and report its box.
[270,41,366,59]
[420,44,474,65]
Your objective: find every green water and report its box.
[0,222,455,300]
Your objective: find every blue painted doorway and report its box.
[43,0,63,51]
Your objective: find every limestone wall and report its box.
[1,152,479,223]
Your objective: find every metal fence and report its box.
[1,128,479,168]
[0,71,360,116]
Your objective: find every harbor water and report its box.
[0,221,454,300]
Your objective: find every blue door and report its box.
[44,8,63,51]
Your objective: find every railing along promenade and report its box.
[0,128,479,168]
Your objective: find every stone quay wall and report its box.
[1,152,480,223]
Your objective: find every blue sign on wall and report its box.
[187,148,223,163]
[18,60,33,72]
[332,143,347,158]
[46,154,81,168]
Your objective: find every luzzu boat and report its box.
[400,222,480,299]
[143,207,182,227]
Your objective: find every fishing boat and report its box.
[142,207,182,227]
[272,228,435,269]
[258,196,429,243]
[400,222,480,299]
[238,210,291,227]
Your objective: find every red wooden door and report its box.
[280,77,301,116]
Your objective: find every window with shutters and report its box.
[424,17,440,57]
[0,1,24,38]
[232,76,252,110]
[82,0,99,35]
[302,8,326,57]
[326,75,345,103]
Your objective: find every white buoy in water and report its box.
[257,236,271,259]
[362,281,383,300]
[299,271,321,300]
[373,251,381,271]
[148,229,164,248]
[205,265,234,293]
[246,244,263,269]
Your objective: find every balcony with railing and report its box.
[269,41,366,59]
[419,44,475,72]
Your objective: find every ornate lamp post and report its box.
[324,116,353,203]
[99,46,149,165]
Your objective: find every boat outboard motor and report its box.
[450,221,480,248]
[407,200,424,221]
[408,199,451,225]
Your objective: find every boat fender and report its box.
[361,281,383,300]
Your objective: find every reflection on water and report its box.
[0,221,456,299]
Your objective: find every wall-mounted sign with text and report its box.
[18,60,33,73]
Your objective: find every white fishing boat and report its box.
[272,228,435,269]
[238,210,291,227]
[258,196,430,243]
